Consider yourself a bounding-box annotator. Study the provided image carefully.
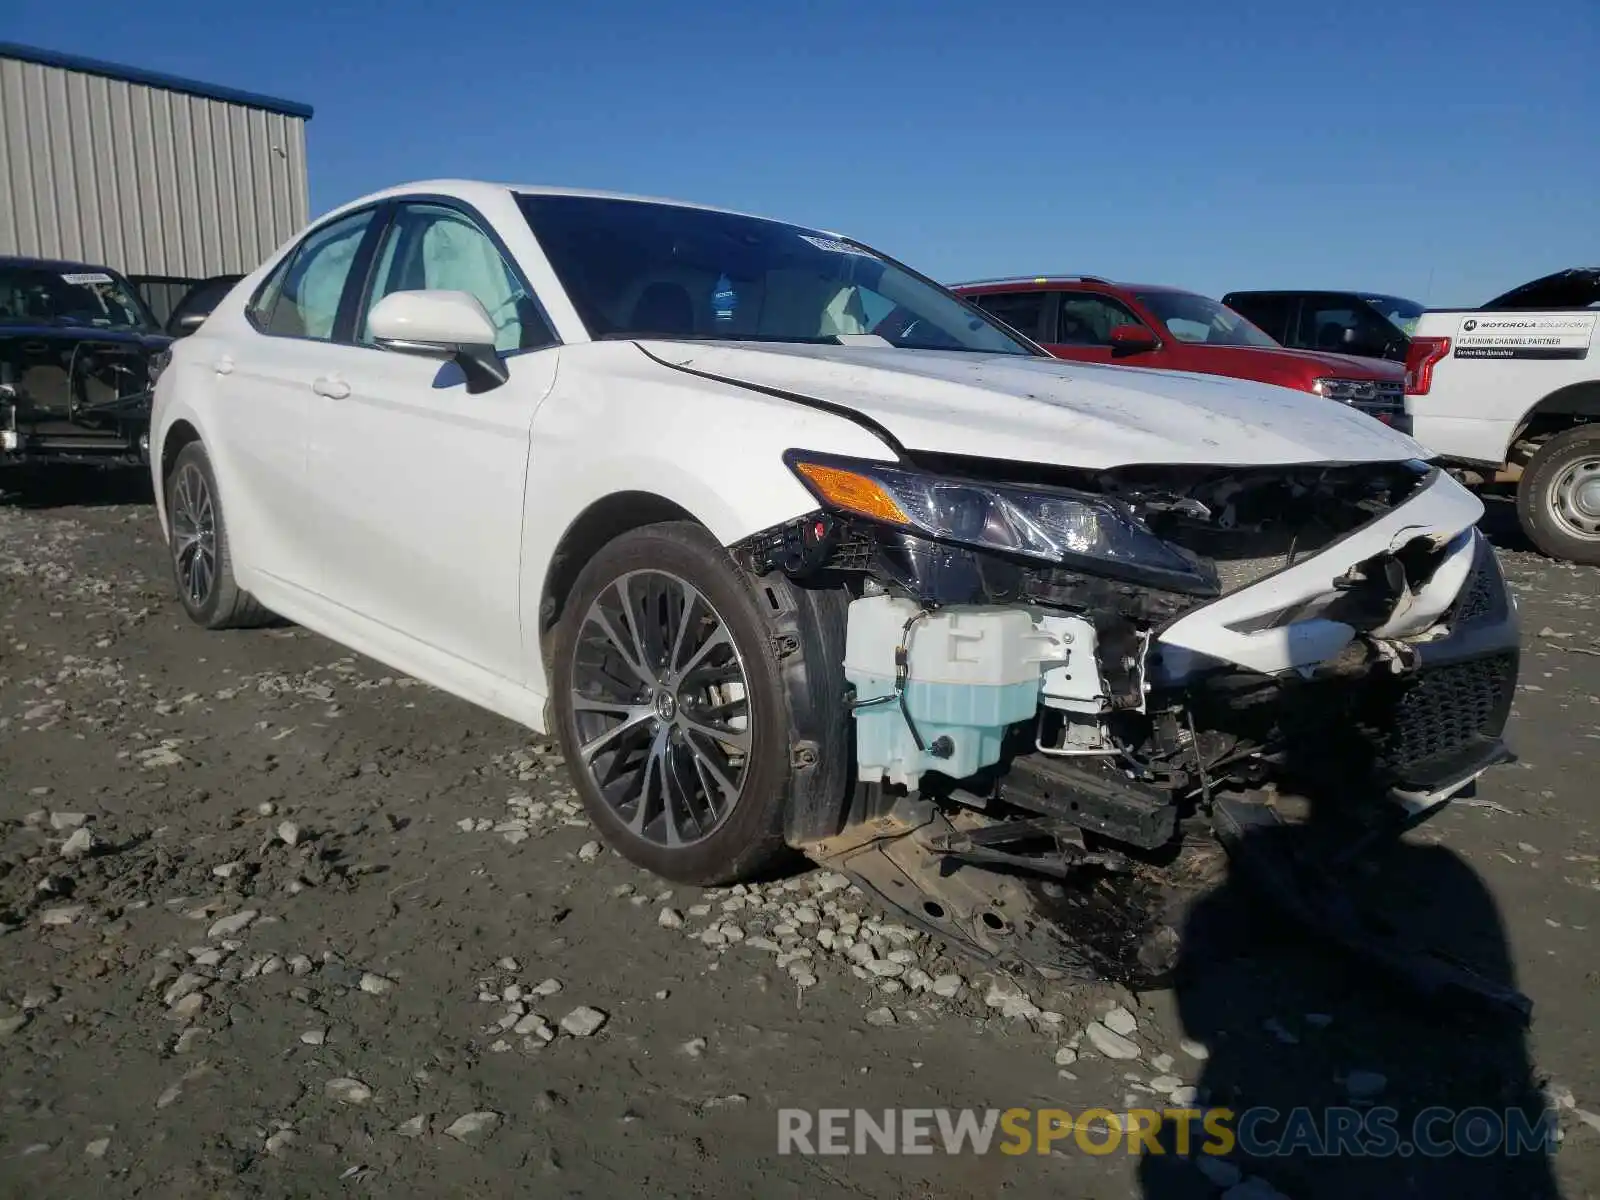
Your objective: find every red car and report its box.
[949,275,1407,425]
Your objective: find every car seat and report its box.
[631,282,695,336]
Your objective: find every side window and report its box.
[361,204,553,353]
[1057,293,1145,346]
[1228,294,1294,343]
[970,292,1046,340]
[249,209,375,341]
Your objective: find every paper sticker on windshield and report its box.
[1454,313,1595,360]
[61,272,113,285]
[800,235,877,258]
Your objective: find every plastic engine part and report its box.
[844,595,1068,789]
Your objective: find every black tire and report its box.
[1516,425,1600,566]
[550,521,792,885]
[164,442,273,629]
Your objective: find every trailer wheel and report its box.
[1518,425,1600,566]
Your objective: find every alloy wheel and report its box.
[170,463,218,607]
[569,570,752,847]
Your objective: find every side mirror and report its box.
[368,290,509,393]
[166,309,209,339]
[1109,324,1158,354]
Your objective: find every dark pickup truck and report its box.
[1221,289,1425,364]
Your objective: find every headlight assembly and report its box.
[784,450,1217,595]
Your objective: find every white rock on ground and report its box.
[658,907,684,929]
[680,1037,708,1057]
[326,1078,373,1105]
[531,978,562,998]
[359,973,395,996]
[1179,1038,1210,1061]
[444,1111,501,1143]
[865,1006,896,1027]
[59,827,99,860]
[1084,1022,1141,1061]
[300,1029,327,1046]
[84,1137,111,1159]
[1102,1005,1138,1037]
[49,812,89,831]
[207,910,258,939]
[396,1115,428,1138]
[559,1006,608,1037]
[277,821,301,846]
[578,840,602,861]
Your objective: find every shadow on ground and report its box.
[1138,789,1559,1199]
[0,465,155,510]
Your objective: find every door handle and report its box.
[213,355,234,376]
[312,375,350,400]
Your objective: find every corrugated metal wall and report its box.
[0,55,309,278]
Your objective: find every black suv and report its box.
[1221,289,1424,364]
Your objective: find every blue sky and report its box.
[7,0,1597,306]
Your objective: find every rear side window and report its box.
[249,209,376,341]
[1226,294,1295,343]
[969,292,1047,340]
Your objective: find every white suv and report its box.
[150,180,1519,898]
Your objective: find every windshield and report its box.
[1364,295,1425,335]
[1133,290,1279,348]
[0,264,156,331]
[517,194,1035,355]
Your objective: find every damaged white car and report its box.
[150,182,1521,1002]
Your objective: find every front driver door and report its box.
[1044,291,1163,367]
[309,200,560,683]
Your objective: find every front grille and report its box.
[1320,377,1404,416]
[1384,653,1516,768]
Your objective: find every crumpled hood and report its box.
[640,341,1427,470]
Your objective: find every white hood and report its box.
[642,341,1427,470]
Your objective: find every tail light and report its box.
[1405,337,1451,395]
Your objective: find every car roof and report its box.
[317,179,828,233]
[0,254,124,276]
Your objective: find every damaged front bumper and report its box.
[742,458,1525,1012]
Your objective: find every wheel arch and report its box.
[536,490,701,669]
[1511,380,1600,448]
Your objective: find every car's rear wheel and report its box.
[165,442,273,629]
[1517,425,1600,566]
[550,522,792,885]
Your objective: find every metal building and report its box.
[0,41,312,282]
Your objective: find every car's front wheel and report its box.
[165,442,273,629]
[550,522,793,885]
[1518,425,1600,566]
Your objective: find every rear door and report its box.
[965,290,1051,343]
[206,207,382,593]
[311,198,561,681]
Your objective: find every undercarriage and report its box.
[739,457,1527,1018]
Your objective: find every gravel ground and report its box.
[0,478,1597,1200]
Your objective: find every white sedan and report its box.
[150,180,1518,895]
